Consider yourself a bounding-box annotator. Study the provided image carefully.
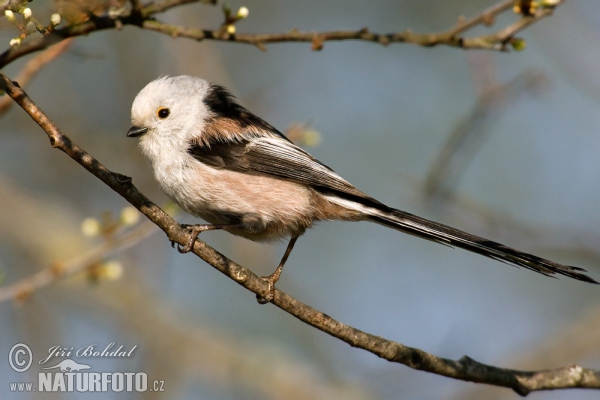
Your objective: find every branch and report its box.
[140,0,522,51]
[1,72,599,396]
[64,279,369,400]
[0,39,72,117]
[0,219,158,303]
[0,0,563,68]
[423,69,548,200]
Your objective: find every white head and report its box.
[127,76,213,155]
[128,75,284,159]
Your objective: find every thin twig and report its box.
[424,69,547,200]
[447,0,514,37]
[0,0,564,69]
[0,219,158,303]
[0,39,72,116]
[0,71,599,396]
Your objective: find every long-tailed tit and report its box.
[127,75,597,303]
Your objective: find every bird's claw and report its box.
[173,224,202,254]
[256,275,276,304]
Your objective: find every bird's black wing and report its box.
[188,136,384,208]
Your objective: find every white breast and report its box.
[140,134,317,241]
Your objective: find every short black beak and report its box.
[127,126,148,138]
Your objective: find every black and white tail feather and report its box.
[368,206,595,283]
[318,186,596,283]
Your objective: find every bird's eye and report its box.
[157,107,170,119]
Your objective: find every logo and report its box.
[8,343,32,373]
[42,359,91,372]
[7,342,165,393]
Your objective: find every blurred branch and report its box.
[138,0,216,15]
[423,68,548,201]
[0,38,72,116]
[1,73,599,396]
[0,218,157,303]
[63,277,372,400]
[0,0,563,68]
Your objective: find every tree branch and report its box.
[0,218,158,303]
[0,39,72,117]
[423,69,547,200]
[0,0,563,69]
[1,71,598,395]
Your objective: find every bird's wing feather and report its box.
[188,136,382,206]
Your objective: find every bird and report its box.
[127,75,597,303]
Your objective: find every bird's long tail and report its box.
[361,203,597,283]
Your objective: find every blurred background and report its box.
[1,0,600,399]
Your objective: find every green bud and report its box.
[510,38,526,51]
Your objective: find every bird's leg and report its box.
[173,223,242,253]
[257,236,298,304]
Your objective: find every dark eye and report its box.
[157,107,170,119]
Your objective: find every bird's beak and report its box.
[127,126,148,138]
